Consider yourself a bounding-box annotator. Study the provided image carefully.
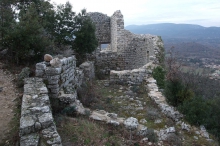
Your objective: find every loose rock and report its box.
[44,54,53,62]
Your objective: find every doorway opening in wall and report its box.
[101,43,110,50]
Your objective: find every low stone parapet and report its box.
[110,62,154,85]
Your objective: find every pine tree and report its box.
[53,1,75,46]
[3,1,53,64]
[73,9,98,55]
[0,0,15,50]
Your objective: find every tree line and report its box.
[0,0,98,64]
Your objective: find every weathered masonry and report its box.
[88,10,164,72]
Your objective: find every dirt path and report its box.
[0,62,18,143]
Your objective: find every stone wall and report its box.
[95,51,124,74]
[123,34,163,69]
[110,10,124,52]
[20,78,62,146]
[35,56,77,99]
[89,10,164,72]
[79,61,95,80]
[110,63,153,85]
[94,34,163,74]
[88,12,111,44]
[146,77,183,122]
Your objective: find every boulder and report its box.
[181,122,191,132]
[124,117,139,130]
[137,124,148,136]
[140,119,147,124]
[158,127,175,140]
[107,120,120,126]
[44,54,53,62]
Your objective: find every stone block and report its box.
[20,115,36,136]
[36,63,46,70]
[47,79,59,85]
[45,68,62,75]
[50,88,60,94]
[44,75,60,80]
[35,69,44,77]
[47,84,59,89]
[20,133,40,146]
[38,113,54,128]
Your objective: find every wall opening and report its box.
[101,43,110,50]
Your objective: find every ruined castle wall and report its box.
[94,34,163,73]
[109,35,164,84]
[110,10,124,52]
[95,51,124,74]
[35,56,77,98]
[123,34,162,70]
[89,10,164,73]
[88,12,111,44]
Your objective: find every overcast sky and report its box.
[51,0,220,27]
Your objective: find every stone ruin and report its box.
[19,10,214,146]
[20,57,94,145]
[18,10,165,145]
[88,10,164,72]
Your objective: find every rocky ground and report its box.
[0,59,219,145]
[85,79,219,146]
[0,62,19,144]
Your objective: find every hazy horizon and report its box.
[51,0,220,27]
[125,23,220,28]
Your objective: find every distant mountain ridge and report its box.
[125,23,220,39]
[126,23,220,60]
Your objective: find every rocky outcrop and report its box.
[20,78,62,146]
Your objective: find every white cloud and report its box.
[50,0,220,27]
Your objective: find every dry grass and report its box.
[57,116,131,146]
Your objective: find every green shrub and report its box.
[164,80,194,107]
[179,97,220,142]
[152,66,165,89]
[178,97,210,125]
[202,98,220,140]
[61,106,76,117]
